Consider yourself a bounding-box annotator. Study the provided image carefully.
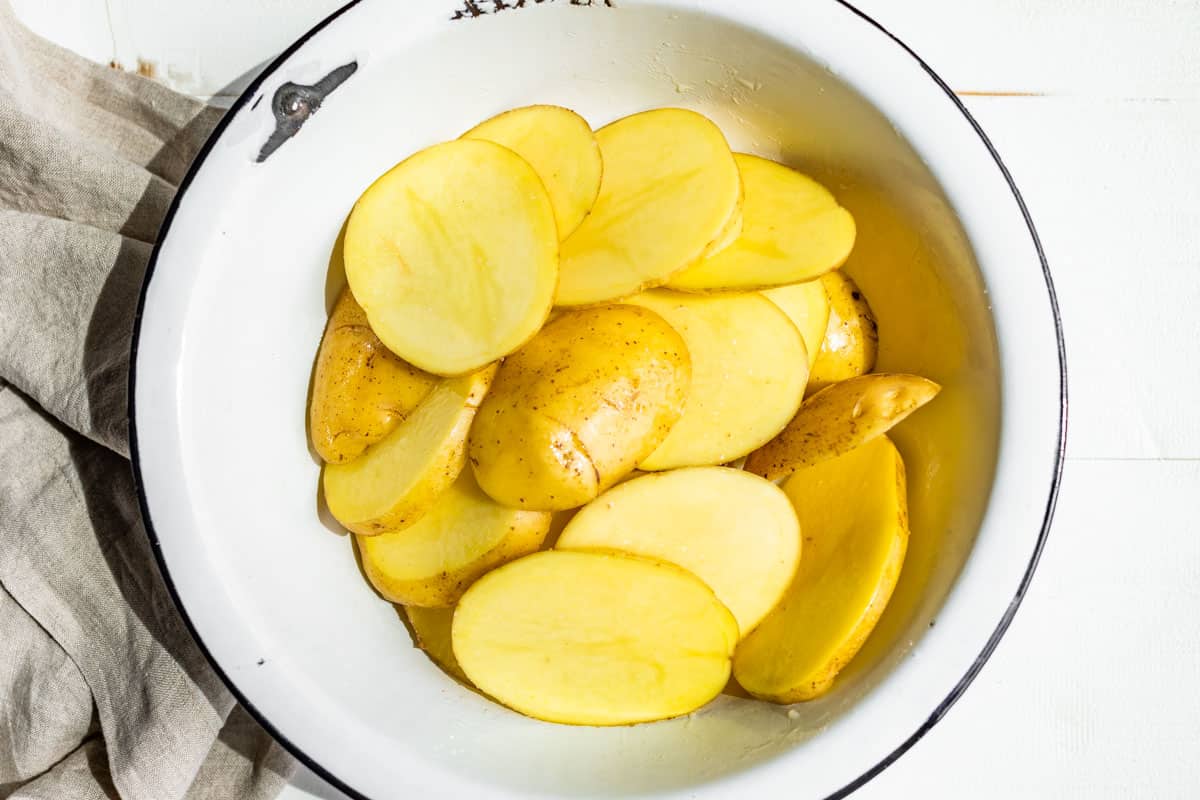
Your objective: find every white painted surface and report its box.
[12,0,1198,797]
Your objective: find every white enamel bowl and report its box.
[130,1,1066,797]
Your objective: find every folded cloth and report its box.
[0,4,295,799]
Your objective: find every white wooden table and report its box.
[14,1,1199,797]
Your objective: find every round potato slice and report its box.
[470,305,690,510]
[555,108,741,306]
[667,154,856,291]
[761,280,830,370]
[557,468,800,635]
[735,435,909,703]
[463,105,602,240]
[309,288,436,464]
[452,550,738,725]
[344,138,558,375]
[807,271,878,394]
[746,373,941,482]
[404,606,468,684]
[625,291,808,470]
[358,469,551,607]
[324,365,496,535]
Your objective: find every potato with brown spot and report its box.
[470,305,690,510]
[807,271,879,394]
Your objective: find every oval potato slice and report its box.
[735,435,908,703]
[555,108,740,306]
[557,467,800,635]
[463,105,602,240]
[324,365,496,535]
[667,154,855,291]
[626,291,808,470]
[807,271,878,394]
[405,606,468,684]
[746,373,940,481]
[344,138,558,375]
[761,280,830,370]
[470,305,690,510]
[358,469,551,607]
[452,550,738,725]
[309,289,436,464]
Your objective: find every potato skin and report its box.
[309,289,436,463]
[469,305,690,510]
[807,271,879,394]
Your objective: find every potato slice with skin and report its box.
[453,550,738,725]
[357,469,551,607]
[470,305,690,511]
[404,606,469,684]
[746,373,940,481]
[309,289,436,463]
[807,271,879,394]
[463,105,602,240]
[557,467,800,636]
[344,138,558,375]
[626,290,808,470]
[667,154,855,291]
[735,435,908,703]
[324,365,496,535]
[555,108,741,306]
[761,280,830,371]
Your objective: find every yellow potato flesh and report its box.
[626,291,808,470]
[808,271,879,394]
[746,373,940,481]
[452,550,738,725]
[667,154,855,291]
[699,186,745,259]
[734,435,908,703]
[323,366,495,535]
[557,467,800,636]
[555,108,740,306]
[470,305,690,510]
[358,469,551,607]
[404,606,468,684]
[344,138,558,375]
[761,280,830,370]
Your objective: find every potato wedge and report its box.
[452,550,738,725]
[761,280,830,370]
[746,373,941,481]
[309,289,436,463]
[667,154,855,291]
[807,271,878,394]
[557,467,800,636]
[734,435,908,703]
[324,365,496,535]
[625,291,808,470]
[358,469,551,607]
[344,138,558,375]
[463,105,602,240]
[470,305,690,510]
[555,108,740,306]
[404,606,468,684]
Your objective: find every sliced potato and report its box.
[761,280,830,370]
[470,305,690,510]
[807,271,878,394]
[452,550,738,725]
[625,291,807,470]
[746,373,941,481]
[557,467,800,636]
[555,108,740,306]
[309,289,436,463]
[667,154,855,291]
[700,187,744,260]
[463,105,602,240]
[358,469,551,607]
[344,138,558,375]
[324,365,496,535]
[734,435,908,703]
[404,606,468,684]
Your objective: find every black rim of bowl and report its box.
[126,2,1068,798]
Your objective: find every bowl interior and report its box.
[137,2,1009,797]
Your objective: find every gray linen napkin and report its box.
[0,4,295,798]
